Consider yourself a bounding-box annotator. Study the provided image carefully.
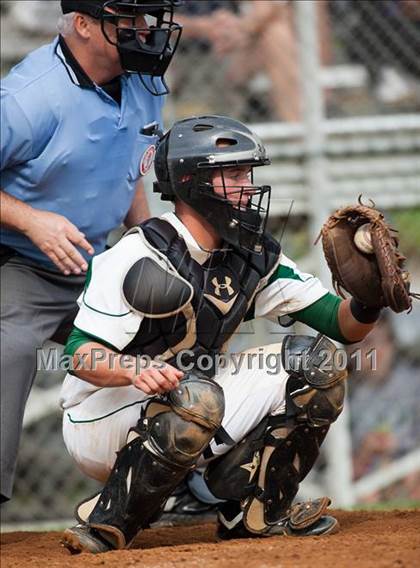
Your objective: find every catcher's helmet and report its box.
[61,1,182,95]
[153,115,271,254]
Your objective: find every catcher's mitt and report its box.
[317,198,418,313]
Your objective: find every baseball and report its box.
[354,223,373,254]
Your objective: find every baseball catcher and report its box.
[59,116,416,554]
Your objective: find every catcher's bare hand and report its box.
[131,360,184,395]
[25,209,94,275]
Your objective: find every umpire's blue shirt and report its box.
[0,37,163,268]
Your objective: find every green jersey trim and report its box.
[64,326,119,357]
[268,263,305,286]
[291,292,349,344]
[66,398,148,424]
[245,263,305,321]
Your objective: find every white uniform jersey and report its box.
[60,212,328,410]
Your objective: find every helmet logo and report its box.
[140,144,156,176]
[212,276,235,298]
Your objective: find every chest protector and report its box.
[123,218,281,376]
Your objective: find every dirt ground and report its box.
[1,510,419,568]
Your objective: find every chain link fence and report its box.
[165,0,420,122]
[2,1,420,121]
[1,0,420,526]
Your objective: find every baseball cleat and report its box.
[61,524,113,554]
[217,500,339,540]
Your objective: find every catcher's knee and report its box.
[145,372,225,467]
[293,381,345,426]
[282,334,347,427]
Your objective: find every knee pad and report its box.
[168,372,225,430]
[291,381,345,427]
[145,372,225,468]
[282,334,347,427]
[282,333,347,389]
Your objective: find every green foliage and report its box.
[390,208,420,258]
[270,208,420,261]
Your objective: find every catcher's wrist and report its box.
[350,298,381,324]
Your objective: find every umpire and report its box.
[0,0,182,503]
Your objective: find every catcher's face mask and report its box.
[194,163,271,254]
[153,115,272,254]
[61,0,182,95]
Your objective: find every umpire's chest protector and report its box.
[122,219,281,374]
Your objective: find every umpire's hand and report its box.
[25,209,94,275]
